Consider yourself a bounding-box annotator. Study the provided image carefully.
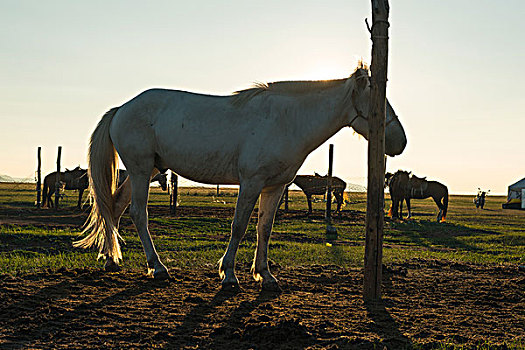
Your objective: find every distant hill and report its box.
[0,174,34,183]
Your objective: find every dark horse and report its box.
[42,166,88,209]
[293,174,347,215]
[387,170,448,222]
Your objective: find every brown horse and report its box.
[293,174,346,215]
[42,166,89,209]
[387,170,448,222]
[386,170,410,219]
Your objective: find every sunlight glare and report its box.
[303,63,350,81]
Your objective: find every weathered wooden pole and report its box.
[170,171,178,215]
[36,147,42,209]
[364,0,390,301]
[326,144,337,240]
[284,185,289,212]
[216,184,220,196]
[54,146,62,210]
[325,144,334,222]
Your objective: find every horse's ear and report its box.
[65,168,70,171]
[354,69,368,91]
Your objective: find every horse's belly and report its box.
[160,149,240,185]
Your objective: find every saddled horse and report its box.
[293,174,346,215]
[387,170,448,222]
[74,66,407,291]
[42,166,89,209]
[117,169,168,190]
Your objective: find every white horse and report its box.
[74,66,406,291]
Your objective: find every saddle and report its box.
[408,175,428,197]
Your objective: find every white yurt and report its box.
[503,177,525,209]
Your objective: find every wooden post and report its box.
[284,185,289,212]
[36,147,42,208]
[54,146,62,210]
[364,0,390,301]
[326,144,337,240]
[170,171,178,215]
[216,184,220,196]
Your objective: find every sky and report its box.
[1,0,524,195]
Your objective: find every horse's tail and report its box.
[73,107,121,263]
[442,186,449,222]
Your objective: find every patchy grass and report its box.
[1,184,524,275]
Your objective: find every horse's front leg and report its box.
[306,194,313,215]
[334,191,343,214]
[252,184,285,291]
[218,181,262,290]
[406,198,412,219]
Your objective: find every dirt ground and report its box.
[0,206,524,349]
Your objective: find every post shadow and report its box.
[364,299,412,349]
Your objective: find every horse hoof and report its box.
[104,261,121,273]
[153,270,173,281]
[261,281,282,293]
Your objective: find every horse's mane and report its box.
[231,79,347,107]
[231,65,369,107]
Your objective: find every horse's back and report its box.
[109,89,247,184]
[428,180,448,193]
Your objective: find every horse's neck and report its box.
[281,88,349,155]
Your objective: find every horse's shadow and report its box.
[388,219,501,252]
[173,286,280,347]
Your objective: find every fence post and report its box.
[284,185,289,212]
[364,0,390,301]
[54,146,62,210]
[217,184,220,196]
[170,171,178,215]
[326,144,337,240]
[36,147,42,209]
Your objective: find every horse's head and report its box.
[63,167,88,188]
[344,67,407,157]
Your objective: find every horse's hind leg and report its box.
[252,184,285,291]
[48,188,55,208]
[432,196,445,222]
[128,173,170,279]
[218,180,262,290]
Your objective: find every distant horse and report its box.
[117,169,168,191]
[406,175,448,222]
[387,170,448,222]
[74,66,407,291]
[386,170,411,219]
[42,166,88,209]
[293,174,346,215]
